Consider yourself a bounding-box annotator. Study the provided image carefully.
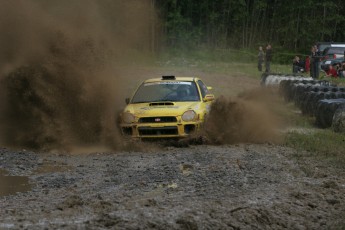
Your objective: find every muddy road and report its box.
[1,68,345,230]
[1,142,345,229]
[1,1,344,228]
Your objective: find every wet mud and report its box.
[1,145,344,229]
[202,94,283,145]
[0,168,31,197]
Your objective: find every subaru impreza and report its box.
[119,75,215,139]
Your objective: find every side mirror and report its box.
[125,98,130,104]
[207,86,213,91]
[203,94,215,102]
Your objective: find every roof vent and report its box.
[162,75,175,80]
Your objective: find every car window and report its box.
[318,44,331,52]
[197,80,209,98]
[131,81,200,103]
[324,47,345,55]
[317,42,345,52]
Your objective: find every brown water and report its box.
[0,168,31,197]
[33,163,73,174]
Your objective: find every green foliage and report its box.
[155,0,345,52]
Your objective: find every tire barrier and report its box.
[294,84,320,109]
[332,104,345,133]
[261,73,313,87]
[261,73,345,132]
[279,79,332,103]
[309,91,334,116]
[264,74,345,132]
[301,90,345,116]
[300,89,323,115]
[315,99,345,128]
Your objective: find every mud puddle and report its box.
[0,168,31,197]
[33,161,73,175]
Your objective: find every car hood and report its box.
[123,101,203,117]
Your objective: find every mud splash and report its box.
[203,88,283,145]
[0,0,154,151]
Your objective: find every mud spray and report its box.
[0,1,282,152]
[0,0,154,151]
[202,88,283,145]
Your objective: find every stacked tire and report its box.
[332,104,345,132]
[261,73,313,87]
[263,73,345,133]
[315,99,345,128]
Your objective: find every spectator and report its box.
[309,47,314,78]
[257,46,264,72]
[335,62,341,72]
[265,44,272,73]
[305,56,310,73]
[292,56,304,73]
[311,45,321,79]
[338,62,345,78]
[326,64,338,78]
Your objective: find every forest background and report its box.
[145,0,345,64]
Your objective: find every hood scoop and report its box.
[149,102,174,106]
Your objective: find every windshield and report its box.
[131,81,200,103]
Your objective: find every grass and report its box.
[285,129,345,155]
[285,129,345,166]
[156,58,293,80]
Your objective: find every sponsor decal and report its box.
[144,82,192,86]
[140,106,179,110]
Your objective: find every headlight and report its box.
[122,112,135,124]
[182,110,197,122]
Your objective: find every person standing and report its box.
[309,46,314,78]
[265,44,272,73]
[305,55,310,73]
[311,45,320,79]
[293,56,304,73]
[257,46,264,72]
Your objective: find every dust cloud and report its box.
[0,0,154,151]
[203,88,283,145]
[0,1,283,151]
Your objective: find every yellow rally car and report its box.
[120,75,215,139]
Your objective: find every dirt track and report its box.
[1,142,345,229]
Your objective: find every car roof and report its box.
[330,44,345,47]
[317,42,345,51]
[144,77,199,83]
[323,46,345,54]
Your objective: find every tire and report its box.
[315,99,345,128]
[332,103,345,133]
[311,92,327,116]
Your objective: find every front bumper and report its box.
[120,122,201,138]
